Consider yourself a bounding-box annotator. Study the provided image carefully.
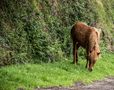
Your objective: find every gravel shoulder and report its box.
[36,77,114,90]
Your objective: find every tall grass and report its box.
[0,52,114,90]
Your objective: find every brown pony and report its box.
[71,21,100,71]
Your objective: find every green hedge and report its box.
[0,0,114,65]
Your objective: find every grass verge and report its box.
[0,52,114,90]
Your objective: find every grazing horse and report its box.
[71,21,100,71]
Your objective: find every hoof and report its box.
[85,65,88,68]
[71,61,76,64]
[76,63,80,65]
[71,62,80,65]
[88,68,93,72]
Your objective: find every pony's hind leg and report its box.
[75,43,80,64]
[73,41,76,64]
[73,41,79,65]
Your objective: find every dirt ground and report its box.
[36,77,114,90]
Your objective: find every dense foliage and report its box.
[0,0,114,65]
